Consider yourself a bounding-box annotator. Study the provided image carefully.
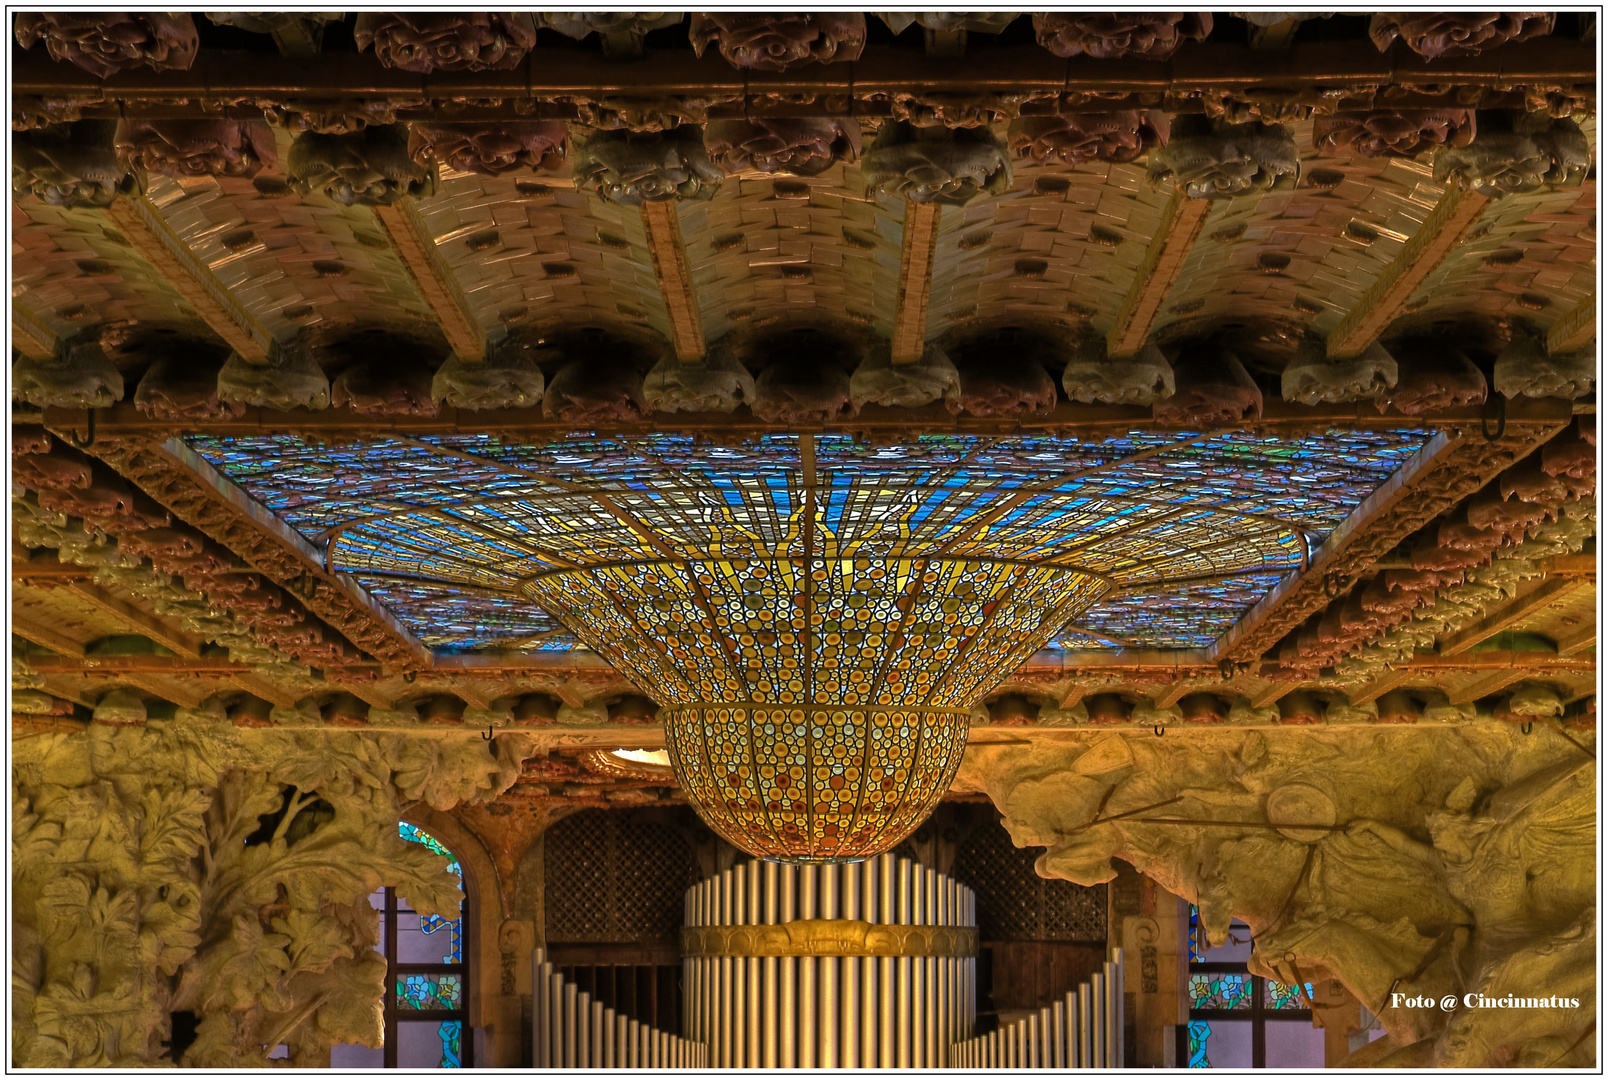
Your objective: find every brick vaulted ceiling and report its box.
[9,13,1599,768]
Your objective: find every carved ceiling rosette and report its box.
[862,121,1012,206]
[13,13,198,78]
[408,120,567,176]
[1146,115,1299,199]
[288,124,437,206]
[1008,111,1166,166]
[353,12,538,72]
[689,12,866,71]
[704,118,859,177]
[571,126,723,204]
[1369,12,1555,59]
[113,119,278,180]
[12,119,140,209]
[1031,12,1212,60]
[1432,114,1590,198]
[1312,109,1476,158]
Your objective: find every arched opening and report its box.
[331,821,473,1068]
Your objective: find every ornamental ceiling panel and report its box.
[1152,138,1444,341]
[141,168,438,340]
[924,159,1171,337]
[186,427,1432,664]
[410,166,671,340]
[682,163,903,343]
[12,199,205,342]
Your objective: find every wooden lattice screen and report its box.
[544,809,698,943]
[950,818,1108,942]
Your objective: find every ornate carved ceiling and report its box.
[9,12,1598,771]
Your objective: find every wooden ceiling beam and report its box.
[1553,623,1596,656]
[15,40,1592,110]
[1438,576,1583,656]
[1448,668,1529,705]
[103,197,275,362]
[122,673,211,710]
[1325,185,1489,359]
[229,673,303,709]
[55,394,1571,442]
[1107,188,1211,358]
[12,297,58,360]
[12,616,88,658]
[373,198,488,361]
[641,200,706,363]
[1349,669,1413,705]
[891,200,942,364]
[64,582,205,658]
[1547,295,1595,355]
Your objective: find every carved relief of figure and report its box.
[955,723,1596,1068]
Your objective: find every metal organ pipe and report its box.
[672,855,982,1071]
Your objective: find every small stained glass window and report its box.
[1182,905,1319,1069]
[332,822,470,1069]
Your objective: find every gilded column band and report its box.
[681,918,979,959]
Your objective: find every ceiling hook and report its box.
[1520,721,1533,735]
[482,723,495,742]
[64,410,96,450]
[1481,395,1507,443]
[403,670,418,684]
[1153,724,1166,737]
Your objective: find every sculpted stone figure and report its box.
[408,121,567,177]
[1147,116,1299,199]
[1434,116,1590,198]
[571,127,723,205]
[862,121,1012,206]
[288,125,436,207]
[689,12,866,71]
[704,118,860,178]
[1008,111,1166,167]
[1369,12,1554,59]
[1032,12,1212,60]
[1313,110,1476,159]
[114,119,278,180]
[13,120,139,209]
[353,13,537,73]
[14,13,198,78]
[955,722,1596,1068]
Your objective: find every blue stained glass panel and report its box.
[187,428,1433,655]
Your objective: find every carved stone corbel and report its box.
[688,12,866,71]
[1146,115,1299,200]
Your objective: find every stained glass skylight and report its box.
[190,428,1431,656]
[192,428,1430,861]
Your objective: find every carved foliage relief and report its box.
[12,718,534,1067]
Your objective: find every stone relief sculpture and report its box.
[1369,12,1554,59]
[353,13,538,73]
[288,125,437,207]
[689,13,866,71]
[862,121,1012,206]
[114,119,278,180]
[571,127,724,204]
[13,13,199,78]
[954,722,1596,1068]
[1031,12,1212,60]
[12,120,139,209]
[12,716,535,1067]
[1147,116,1299,199]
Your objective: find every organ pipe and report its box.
[535,866,1117,1070]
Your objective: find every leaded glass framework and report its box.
[190,428,1433,860]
